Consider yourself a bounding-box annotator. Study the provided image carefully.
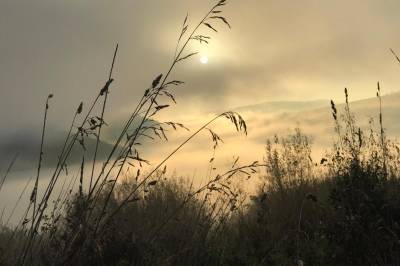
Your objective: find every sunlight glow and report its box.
[200,56,209,64]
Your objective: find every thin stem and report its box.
[0,153,18,195]
[32,95,52,229]
[89,44,119,192]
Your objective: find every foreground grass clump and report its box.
[42,177,239,265]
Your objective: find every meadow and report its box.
[1,0,400,265]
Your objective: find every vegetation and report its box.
[1,0,400,265]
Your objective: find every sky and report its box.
[1,0,400,128]
[1,0,400,172]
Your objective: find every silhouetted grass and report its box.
[1,1,400,265]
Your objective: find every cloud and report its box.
[0,127,115,173]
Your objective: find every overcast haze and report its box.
[1,0,400,128]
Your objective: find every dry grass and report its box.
[0,1,400,265]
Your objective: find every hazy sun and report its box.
[200,56,208,64]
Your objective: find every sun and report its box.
[200,56,209,64]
